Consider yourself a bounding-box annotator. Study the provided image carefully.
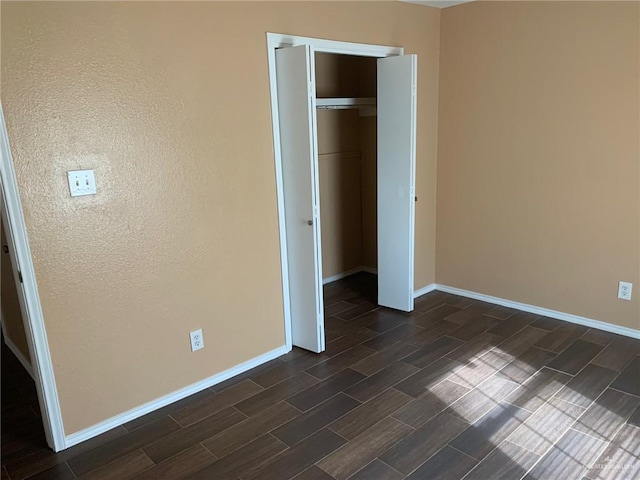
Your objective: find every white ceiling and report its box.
[402,0,476,8]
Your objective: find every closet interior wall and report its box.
[315,53,378,281]
[1,218,31,364]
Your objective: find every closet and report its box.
[269,34,417,354]
[315,53,378,284]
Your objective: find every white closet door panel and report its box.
[377,54,417,312]
[276,45,325,353]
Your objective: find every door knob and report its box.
[307,220,313,226]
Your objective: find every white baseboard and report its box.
[413,283,437,298]
[2,330,35,379]
[64,344,289,449]
[436,284,640,340]
[323,266,377,285]
[62,282,638,448]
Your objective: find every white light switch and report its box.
[67,170,97,197]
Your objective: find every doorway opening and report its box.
[1,104,65,451]
[267,34,417,354]
[315,53,378,288]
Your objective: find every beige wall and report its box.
[315,52,377,99]
[317,108,365,278]
[316,113,377,277]
[1,219,31,363]
[437,1,640,329]
[1,1,440,435]
[360,115,378,268]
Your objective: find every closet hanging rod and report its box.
[315,97,376,109]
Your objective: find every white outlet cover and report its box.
[618,281,633,301]
[190,329,204,352]
[68,169,97,197]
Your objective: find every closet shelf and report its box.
[316,97,376,109]
[316,97,376,117]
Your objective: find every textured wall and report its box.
[1,219,31,362]
[1,1,440,435]
[437,1,640,329]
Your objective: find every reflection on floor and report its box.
[2,273,639,479]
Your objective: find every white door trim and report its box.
[0,102,66,451]
[266,33,403,351]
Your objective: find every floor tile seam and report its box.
[483,311,518,321]
[375,457,408,478]
[463,436,541,480]
[606,386,640,400]
[489,324,533,345]
[388,415,417,432]
[408,374,472,406]
[284,387,362,416]
[550,368,622,408]
[538,334,591,358]
[599,350,640,373]
[538,364,577,377]
[447,443,483,462]
[571,387,625,426]
[456,438,524,480]
[532,344,560,354]
[510,429,574,480]
[69,448,155,479]
[284,392,370,443]
[579,332,614,349]
[335,306,383,322]
[312,427,384,479]
[445,373,520,416]
[506,377,580,414]
[200,403,299,458]
[399,444,462,479]
[172,383,265,428]
[501,399,536,415]
[572,408,639,446]
[542,396,587,412]
[502,403,587,458]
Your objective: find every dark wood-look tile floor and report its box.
[2,273,639,479]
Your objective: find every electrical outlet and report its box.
[618,281,633,301]
[189,329,204,352]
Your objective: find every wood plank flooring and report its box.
[2,273,639,479]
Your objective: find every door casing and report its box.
[266,33,412,352]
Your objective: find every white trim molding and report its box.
[3,334,34,379]
[322,266,378,285]
[65,344,289,448]
[266,32,403,353]
[435,284,640,340]
[402,0,476,9]
[413,283,437,298]
[0,314,35,379]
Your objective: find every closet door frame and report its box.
[266,33,403,351]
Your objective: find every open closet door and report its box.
[276,45,325,353]
[377,55,417,312]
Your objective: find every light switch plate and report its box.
[67,169,97,197]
